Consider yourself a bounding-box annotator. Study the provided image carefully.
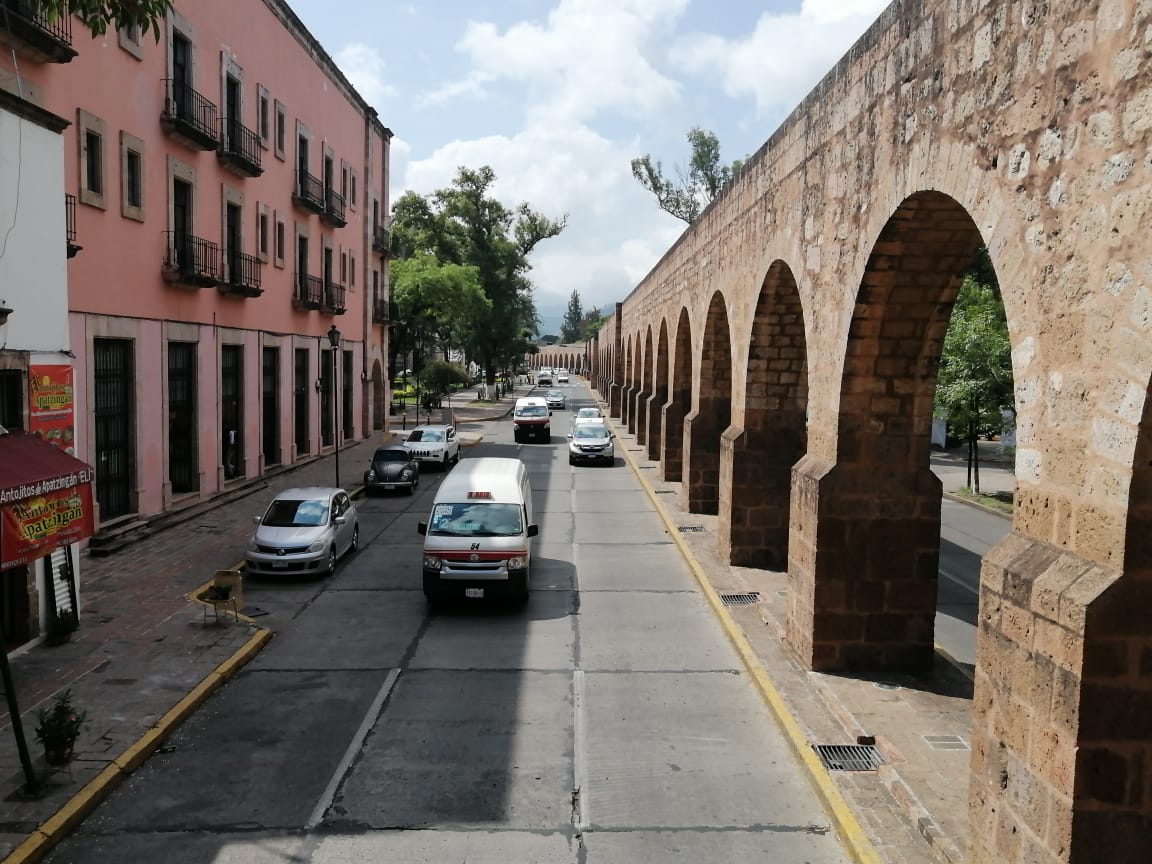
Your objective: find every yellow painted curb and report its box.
[2,627,272,864]
[610,417,884,864]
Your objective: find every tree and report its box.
[631,128,744,224]
[581,307,606,340]
[31,0,173,38]
[391,166,566,386]
[560,290,585,343]
[934,252,1013,494]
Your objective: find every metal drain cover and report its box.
[678,525,705,533]
[812,744,884,771]
[720,592,761,606]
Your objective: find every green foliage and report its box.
[631,128,744,224]
[30,0,172,38]
[390,166,565,385]
[35,689,86,743]
[934,256,1013,445]
[419,360,470,396]
[560,290,584,343]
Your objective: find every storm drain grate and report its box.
[719,592,760,607]
[812,744,884,772]
[655,489,675,493]
[678,525,705,533]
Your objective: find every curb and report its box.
[3,627,272,864]
[606,412,884,864]
[941,490,1012,520]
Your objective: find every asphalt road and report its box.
[45,381,853,864]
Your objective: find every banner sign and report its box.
[28,365,77,455]
[1,484,94,570]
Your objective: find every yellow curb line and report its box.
[609,417,883,864]
[3,627,272,864]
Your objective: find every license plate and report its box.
[465,588,484,598]
[383,484,395,490]
[271,561,287,568]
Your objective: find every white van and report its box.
[417,457,538,603]
[513,395,551,443]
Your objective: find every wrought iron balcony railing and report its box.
[160,80,220,151]
[321,188,347,228]
[293,170,324,215]
[218,117,263,177]
[324,281,347,315]
[295,272,323,309]
[371,298,393,325]
[372,224,390,255]
[221,250,263,297]
[163,231,220,287]
[64,193,81,258]
[0,0,77,63]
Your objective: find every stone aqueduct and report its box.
[535,1,1152,862]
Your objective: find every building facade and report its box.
[0,0,392,548]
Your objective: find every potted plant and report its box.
[45,607,79,646]
[35,689,86,766]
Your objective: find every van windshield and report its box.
[429,502,523,536]
[516,405,548,418]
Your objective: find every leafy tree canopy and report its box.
[560,290,584,343]
[631,128,744,224]
[31,0,173,38]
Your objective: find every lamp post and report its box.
[327,324,341,488]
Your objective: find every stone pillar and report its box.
[609,382,623,418]
[717,424,797,569]
[621,385,635,428]
[786,455,941,674]
[634,389,649,445]
[967,535,1152,864]
[661,399,687,482]
[682,409,722,515]
[644,395,664,461]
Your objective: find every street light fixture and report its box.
[327,324,341,488]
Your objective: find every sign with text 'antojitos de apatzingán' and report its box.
[0,431,95,570]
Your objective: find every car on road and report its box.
[403,424,460,468]
[537,369,553,386]
[545,389,566,409]
[568,421,614,465]
[363,445,420,494]
[569,406,603,433]
[245,487,359,577]
[513,396,551,443]
[557,369,570,383]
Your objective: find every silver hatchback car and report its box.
[245,487,359,577]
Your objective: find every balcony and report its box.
[372,224,391,255]
[293,170,324,215]
[321,188,347,228]
[371,298,395,325]
[162,231,220,288]
[218,117,263,177]
[65,193,82,258]
[160,80,220,151]
[323,280,346,315]
[0,0,77,63]
[220,251,263,298]
[294,272,323,310]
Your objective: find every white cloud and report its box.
[672,0,888,119]
[335,43,394,112]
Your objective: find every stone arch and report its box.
[788,190,985,674]
[662,309,692,482]
[719,261,808,568]
[683,292,733,514]
[645,320,670,461]
[633,326,653,442]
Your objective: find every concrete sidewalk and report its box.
[0,382,534,863]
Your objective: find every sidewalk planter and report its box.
[35,689,86,765]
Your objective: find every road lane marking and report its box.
[306,668,400,829]
[939,565,978,596]
[572,669,590,833]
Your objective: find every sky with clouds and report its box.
[287,0,891,335]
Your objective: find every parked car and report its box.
[364,445,420,494]
[245,487,358,577]
[403,424,460,468]
[545,389,566,409]
[568,422,614,466]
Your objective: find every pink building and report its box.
[0,1,393,551]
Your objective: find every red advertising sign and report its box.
[1,484,94,570]
[28,365,77,455]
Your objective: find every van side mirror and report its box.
[252,515,262,524]
[527,524,539,538]
[417,521,428,535]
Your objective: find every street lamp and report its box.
[327,324,341,488]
